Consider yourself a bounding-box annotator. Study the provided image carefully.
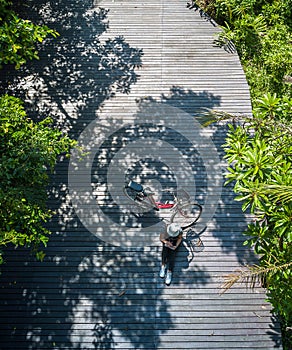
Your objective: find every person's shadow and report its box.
[177,243,192,270]
[174,227,207,279]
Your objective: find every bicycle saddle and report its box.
[127,180,144,193]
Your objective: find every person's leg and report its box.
[167,249,177,272]
[165,249,178,285]
[161,244,169,266]
[160,245,169,278]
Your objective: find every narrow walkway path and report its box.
[0,0,282,349]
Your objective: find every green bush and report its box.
[195,0,292,347]
[0,0,58,69]
[198,0,292,102]
[0,95,76,263]
[222,104,292,345]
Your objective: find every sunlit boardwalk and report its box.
[0,0,282,349]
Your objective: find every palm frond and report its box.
[199,110,251,127]
[221,261,292,294]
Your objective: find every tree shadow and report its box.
[127,87,283,347]
[267,316,285,349]
[0,0,282,347]
[1,0,143,138]
[186,0,217,27]
[150,86,256,264]
[0,225,211,349]
[0,2,212,350]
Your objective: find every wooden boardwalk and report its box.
[0,0,283,349]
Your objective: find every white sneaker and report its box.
[165,271,172,285]
[159,265,167,278]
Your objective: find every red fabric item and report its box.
[156,202,174,209]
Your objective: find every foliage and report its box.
[0,1,74,263]
[221,262,292,294]
[0,0,58,69]
[222,104,292,344]
[195,0,292,103]
[195,0,292,346]
[0,95,76,263]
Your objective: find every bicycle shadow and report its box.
[183,226,206,264]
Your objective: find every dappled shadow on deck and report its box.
[0,0,210,349]
[127,88,255,264]
[0,227,210,349]
[1,0,143,137]
[0,0,282,349]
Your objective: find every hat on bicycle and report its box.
[167,223,182,237]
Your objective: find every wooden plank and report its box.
[0,0,282,349]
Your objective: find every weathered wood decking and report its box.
[0,0,283,349]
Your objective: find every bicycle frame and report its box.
[124,180,183,211]
[124,180,203,256]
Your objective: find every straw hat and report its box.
[167,223,182,237]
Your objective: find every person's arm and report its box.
[171,234,183,250]
[160,232,168,244]
[160,232,173,247]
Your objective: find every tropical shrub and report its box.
[0,1,73,263]
[0,0,58,69]
[193,0,292,347]
[0,95,75,263]
[195,0,292,102]
[221,103,292,346]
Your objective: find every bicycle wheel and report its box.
[170,202,202,230]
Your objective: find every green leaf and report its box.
[0,95,75,264]
[36,251,46,262]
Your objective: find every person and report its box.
[159,223,183,285]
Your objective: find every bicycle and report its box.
[123,180,202,230]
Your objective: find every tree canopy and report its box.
[0,0,58,69]
[0,1,74,263]
[0,95,75,263]
[195,0,292,103]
